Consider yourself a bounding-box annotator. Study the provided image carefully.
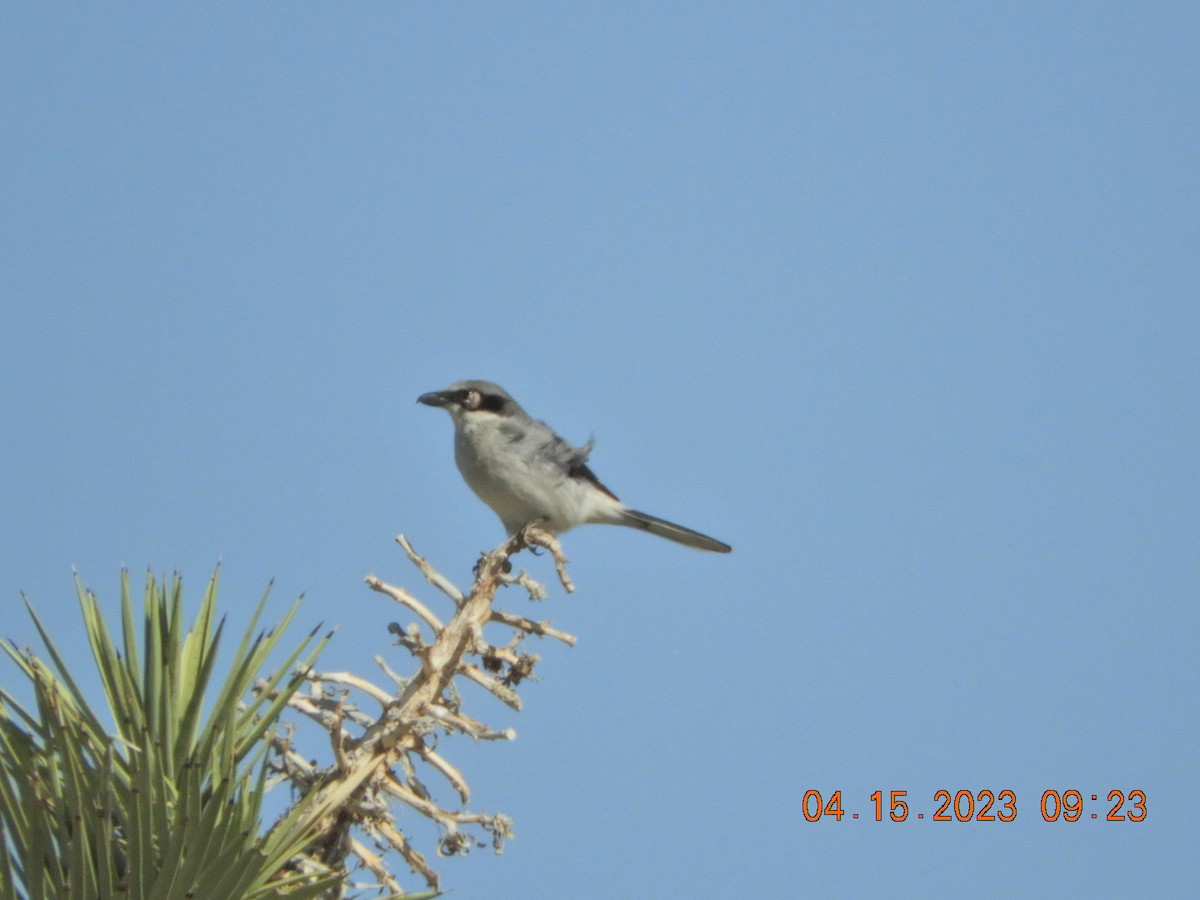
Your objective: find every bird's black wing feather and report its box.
[540,427,620,501]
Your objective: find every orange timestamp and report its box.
[800,789,1147,823]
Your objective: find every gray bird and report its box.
[418,380,731,553]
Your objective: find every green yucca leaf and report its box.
[18,600,111,744]
[119,572,141,691]
[93,741,118,896]
[0,569,340,898]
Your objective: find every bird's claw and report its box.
[517,522,574,593]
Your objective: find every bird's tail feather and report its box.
[618,509,732,553]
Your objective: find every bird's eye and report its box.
[463,390,481,410]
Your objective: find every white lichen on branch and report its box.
[263,532,576,896]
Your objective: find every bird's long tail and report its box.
[618,509,732,553]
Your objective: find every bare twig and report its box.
[349,838,404,894]
[458,663,522,710]
[499,568,549,600]
[489,609,578,646]
[271,530,577,891]
[397,534,465,604]
[520,523,575,593]
[303,669,394,707]
[377,821,440,892]
[413,740,470,806]
[425,703,516,741]
[366,574,444,633]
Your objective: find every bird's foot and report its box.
[518,522,574,593]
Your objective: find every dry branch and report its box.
[269,532,577,895]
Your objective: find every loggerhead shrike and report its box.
[418,380,731,553]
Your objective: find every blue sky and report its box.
[2,3,1197,897]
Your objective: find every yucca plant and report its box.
[0,569,347,899]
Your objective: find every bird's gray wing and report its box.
[522,422,621,502]
[558,434,620,501]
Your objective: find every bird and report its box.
[418,380,731,553]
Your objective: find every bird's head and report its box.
[417,380,523,423]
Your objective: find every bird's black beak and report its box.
[418,390,451,408]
